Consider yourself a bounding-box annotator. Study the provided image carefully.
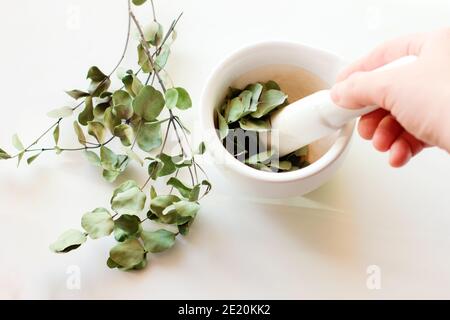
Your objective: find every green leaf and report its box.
[49,229,87,253]
[155,46,170,71]
[264,80,281,91]
[164,88,178,109]
[109,239,146,269]
[196,142,206,155]
[150,195,180,216]
[78,96,94,126]
[137,44,152,73]
[89,78,111,98]
[103,170,120,183]
[216,111,228,140]
[251,89,287,118]
[133,86,165,121]
[81,208,114,239]
[270,160,292,171]
[47,106,73,119]
[113,214,141,242]
[113,104,134,120]
[104,107,121,134]
[147,159,163,179]
[87,121,106,144]
[123,147,143,167]
[167,177,192,199]
[238,117,270,131]
[295,146,309,157]
[85,150,101,167]
[0,148,10,160]
[150,186,157,199]
[144,21,163,46]
[174,201,200,221]
[17,152,24,167]
[245,83,263,112]
[12,134,24,151]
[189,184,201,201]
[114,124,134,147]
[132,0,147,5]
[137,121,162,152]
[157,153,177,177]
[112,90,132,107]
[174,87,192,110]
[141,229,176,253]
[53,124,60,145]
[100,146,118,171]
[238,90,253,116]
[66,90,89,100]
[111,180,146,216]
[73,121,86,146]
[224,97,244,123]
[27,152,41,165]
[122,74,143,97]
[87,66,108,82]
[94,96,112,117]
[245,149,276,164]
[178,219,194,236]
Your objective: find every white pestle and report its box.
[270,56,417,157]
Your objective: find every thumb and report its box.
[330,70,396,110]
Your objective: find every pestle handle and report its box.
[270,56,417,157]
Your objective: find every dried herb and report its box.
[216,81,310,172]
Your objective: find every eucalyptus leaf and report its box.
[81,208,114,239]
[174,87,192,110]
[27,152,41,165]
[112,104,134,120]
[0,148,10,160]
[104,107,121,134]
[73,121,87,146]
[49,229,86,253]
[122,74,143,97]
[111,180,146,216]
[224,97,244,123]
[113,214,141,242]
[216,111,228,140]
[251,89,287,118]
[100,146,118,171]
[167,177,192,199]
[141,229,176,253]
[66,90,89,100]
[78,96,94,126]
[245,83,263,112]
[53,124,60,145]
[123,147,143,166]
[150,195,180,216]
[137,121,162,152]
[89,78,111,98]
[157,153,177,177]
[112,90,132,107]
[87,66,108,82]
[109,238,146,269]
[270,160,292,171]
[173,200,200,224]
[178,219,194,236]
[155,46,170,71]
[12,134,24,151]
[103,169,121,183]
[264,80,281,91]
[132,0,147,5]
[87,121,106,144]
[137,44,152,73]
[47,106,73,119]
[133,86,165,121]
[150,186,157,199]
[114,124,134,146]
[144,21,163,46]
[238,117,270,131]
[196,142,206,155]
[164,88,178,109]
[85,150,101,167]
[245,149,276,164]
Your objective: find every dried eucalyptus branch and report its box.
[0,0,211,271]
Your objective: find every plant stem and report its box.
[23,136,115,154]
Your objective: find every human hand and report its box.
[331,29,450,167]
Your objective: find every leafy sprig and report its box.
[216,80,310,172]
[1,0,211,271]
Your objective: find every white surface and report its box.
[0,0,449,299]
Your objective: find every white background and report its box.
[0,0,449,299]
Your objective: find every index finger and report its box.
[336,32,427,82]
